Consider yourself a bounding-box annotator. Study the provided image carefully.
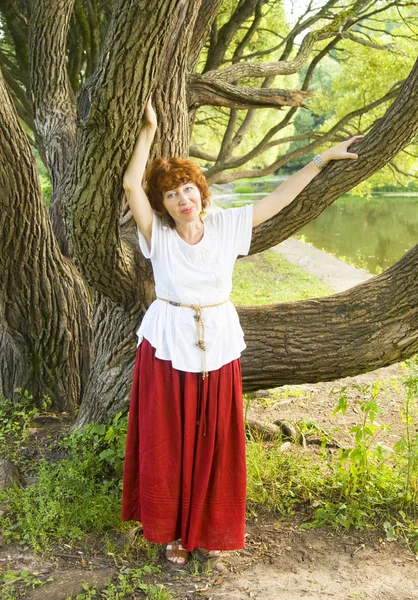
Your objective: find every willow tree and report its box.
[0,0,417,428]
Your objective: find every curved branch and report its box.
[204,29,337,83]
[188,76,314,109]
[240,244,418,391]
[189,145,218,161]
[340,30,394,50]
[205,84,400,183]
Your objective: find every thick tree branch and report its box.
[29,0,77,190]
[204,0,262,72]
[203,29,338,83]
[188,0,224,73]
[232,0,266,62]
[0,67,91,407]
[240,244,418,391]
[188,76,314,110]
[29,0,77,252]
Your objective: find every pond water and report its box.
[214,187,418,275]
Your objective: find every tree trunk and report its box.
[73,222,154,428]
[29,0,77,254]
[0,70,91,409]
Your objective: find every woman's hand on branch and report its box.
[320,135,365,164]
[142,97,157,131]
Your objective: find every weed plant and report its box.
[245,360,418,552]
[0,412,129,553]
[0,564,173,600]
[0,389,52,462]
[64,565,174,600]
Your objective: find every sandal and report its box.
[197,547,223,559]
[165,539,189,565]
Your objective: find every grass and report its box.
[245,359,418,551]
[232,249,332,305]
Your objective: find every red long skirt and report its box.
[121,339,246,551]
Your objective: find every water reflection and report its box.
[214,192,418,275]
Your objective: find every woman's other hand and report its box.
[321,134,365,164]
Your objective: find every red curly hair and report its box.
[144,157,211,227]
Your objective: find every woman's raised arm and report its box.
[123,99,157,245]
[252,135,364,228]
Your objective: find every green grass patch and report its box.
[232,184,254,194]
[232,249,332,305]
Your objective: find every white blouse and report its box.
[136,203,254,373]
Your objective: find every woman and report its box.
[121,98,363,565]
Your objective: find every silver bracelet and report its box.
[312,154,327,170]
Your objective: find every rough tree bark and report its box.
[0,0,417,428]
[0,69,91,408]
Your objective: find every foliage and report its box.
[0,412,128,553]
[245,371,418,551]
[193,3,418,181]
[57,411,128,478]
[192,1,295,171]
[64,565,173,600]
[0,568,54,600]
[0,564,173,600]
[246,433,329,517]
[0,389,52,462]
[307,9,418,193]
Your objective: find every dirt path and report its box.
[210,521,418,600]
[273,237,372,292]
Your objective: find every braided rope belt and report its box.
[157,296,230,379]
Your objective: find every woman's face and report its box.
[162,182,202,225]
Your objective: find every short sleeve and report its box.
[217,203,254,257]
[137,211,161,259]
[236,203,254,256]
